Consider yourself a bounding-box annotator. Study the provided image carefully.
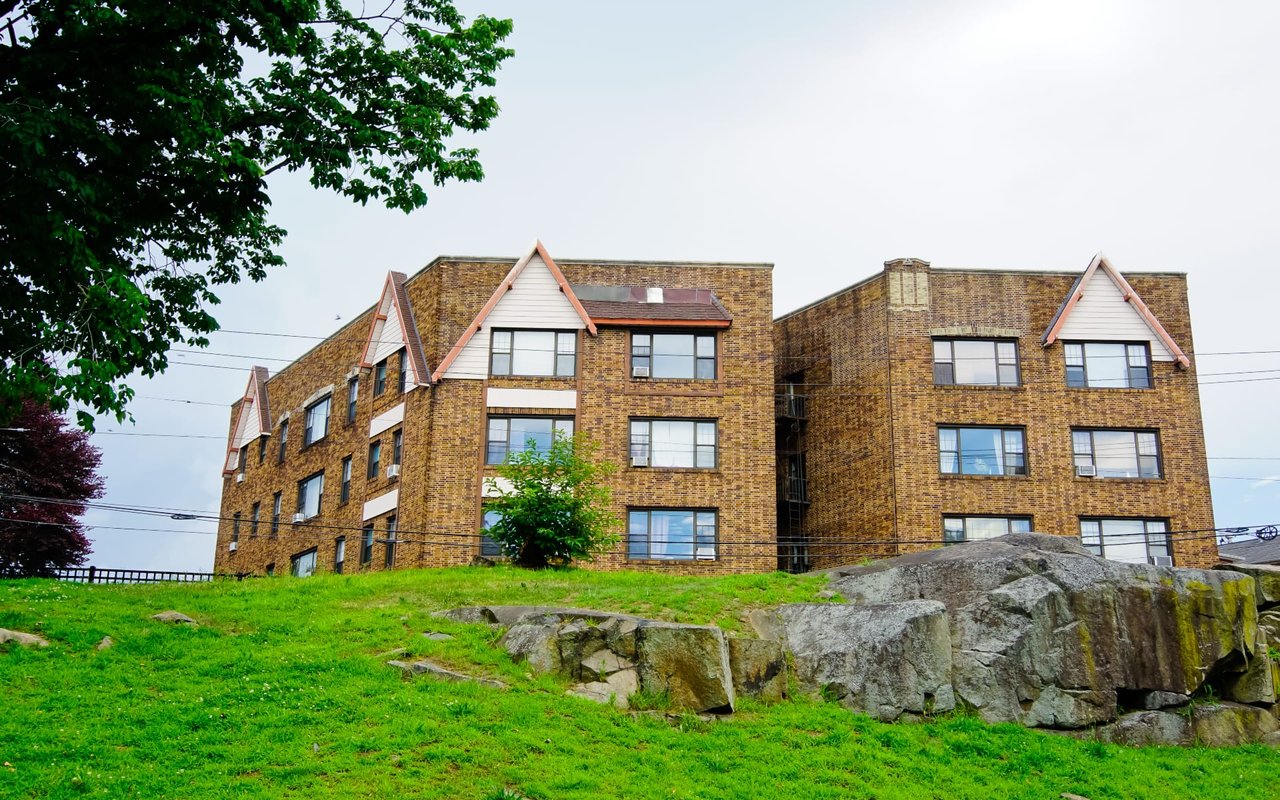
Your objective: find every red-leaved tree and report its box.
[0,401,103,577]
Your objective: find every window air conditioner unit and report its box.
[292,513,306,524]
[1075,465,1097,478]
[235,473,245,483]
[630,455,649,468]
[228,541,237,552]
[386,464,401,479]
[632,365,650,378]
[1151,555,1174,567]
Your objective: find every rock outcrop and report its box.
[0,628,49,648]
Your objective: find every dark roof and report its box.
[571,285,732,324]
[1218,535,1280,565]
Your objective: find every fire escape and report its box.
[777,376,809,573]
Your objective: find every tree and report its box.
[0,0,513,427]
[484,432,620,569]
[0,401,103,577]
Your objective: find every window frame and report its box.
[258,436,267,465]
[237,444,249,477]
[626,508,718,562]
[232,512,241,545]
[1071,428,1162,479]
[489,329,578,378]
[938,425,1027,477]
[270,492,282,538]
[290,548,318,578]
[374,358,388,396]
[346,377,359,424]
[485,416,575,465]
[303,394,331,447]
[340,455,352,503]
[360,524,375,565]
[932,338,1020,387]
[296,471,324,521]
[628,418,718,469]
[277,419,289,464]
[367,440,381,480]
[942,515,1032,544]
[392,429,403,466]
[250,502,260,538]
[1079,518,1172,565]
[334,536,346,574]
[630,331,717,381]
[1064,341,1152,389]
[480,508,503,557]
[397,349,408,394]
[384,514,398,568]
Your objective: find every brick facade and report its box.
[214,249,776,576]
[774,258,1217,571]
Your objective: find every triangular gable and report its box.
[223,366,271,474]
[1042,253,1190,368]
[433,240,597,381]
[359,271,431,388]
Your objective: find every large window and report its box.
[296,471,324,520]
[631,333,716,380]
[1064,342,1151,388]
[933,339,1019,387]
[627,509,717,561]
[1072,429,1160,478]
[290,548,317,578]
[629,420,717,468]
[367,440,381,479]
[486,417,574,464]
[480,509,503,557]
[303,395,330,446]
[360,524,374,565]
[1080,518,1172,565]
[943,516,1031,543]
[939,427,1026,476]
[340,456,352,503]
[490,330,576,377]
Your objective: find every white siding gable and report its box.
[444,255,586,379]
[366,288,420,390]
[1056,270,1174,361]
[225,402,262,470]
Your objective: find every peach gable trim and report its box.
[1041,252,1190,369]
[432,240,597,382]
[358,272,432,385]
[223,366,271,475]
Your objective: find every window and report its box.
[346,377,359,424]
[392,430,403,466]
[943,516,1032,543]
[238,444,249,477]
[340,456,352,503]
[334,537,346,574]
[397,350,408,393]
[258,436,267,465]
[361,524,374,565]
[277,419,289,463]
[933,339,1019,387]
[374,358,388,395]
[304,395,331,446]
[1072,429,1160,478]
[232,512,241,545]
[490,330,576,377]
[1080,518,1172,565]
[265,563,275,577]
[271,492,282,537]
[629,420,717,468]
[486,417,574,464]
[939,427,1026,476]
[384,515,397,568]
[628,509,717,561]
[631,333,715,380]
[1064,342,1151,388]
[296,471,324,520]
[250,502,260,538]
[367,440,381,479]
[290,548,317,578]
[480,509,503,557]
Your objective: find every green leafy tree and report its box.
[0,0,513,427]
[485,432,620,569]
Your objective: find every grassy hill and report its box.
[0,566,1274,799]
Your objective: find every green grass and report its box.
[0,566,1274,799]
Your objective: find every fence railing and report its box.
[53,567,250,584]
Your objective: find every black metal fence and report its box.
[53,567,249,584]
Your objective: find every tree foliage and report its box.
[485,433,620,569]
[0,0,513,427]
[0,401,103,576]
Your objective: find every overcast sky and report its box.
[78,0,1280,571]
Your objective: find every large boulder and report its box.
[828,533,1262,729]
[774,601,954,721]
[0,629,49,648]
[727,638,787,703]
[636,622,736,713]
[1217,563,1280,608]
[1189,702,1279,747]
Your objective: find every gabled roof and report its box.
[359,271,431,386]
[1041,252,1190,368]
[432,240,596,381]
[222,366,271,475]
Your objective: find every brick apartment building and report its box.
[214,242,777,577]
[773,253,1216,571]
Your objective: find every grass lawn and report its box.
[0,566,1274,799]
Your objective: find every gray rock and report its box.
[1260,609,1280,641]
[1190,702,1279,747]
[150,611,196,625]
[815,589,838,600]
[1024,686,1116,729]
[580,649,633,681]
[727,637,787,703]
[96,636,113,651]
[499,614,563,675]
[1132,690,1189,710]
[776,601,954,721]
[636,621,736,713]
[598,616,640,660]
[421,632,454,641]
[1222,625,1277,705]
[1096,711,1190,746]
[745,609,784,642]
[0,628,49,648]
[1216,563,1280,608]
[433,606,498,624]
[387,659,506,688]
[567,668,638,709]
[556,619,608,678]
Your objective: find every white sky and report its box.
[80,0,1280,570]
